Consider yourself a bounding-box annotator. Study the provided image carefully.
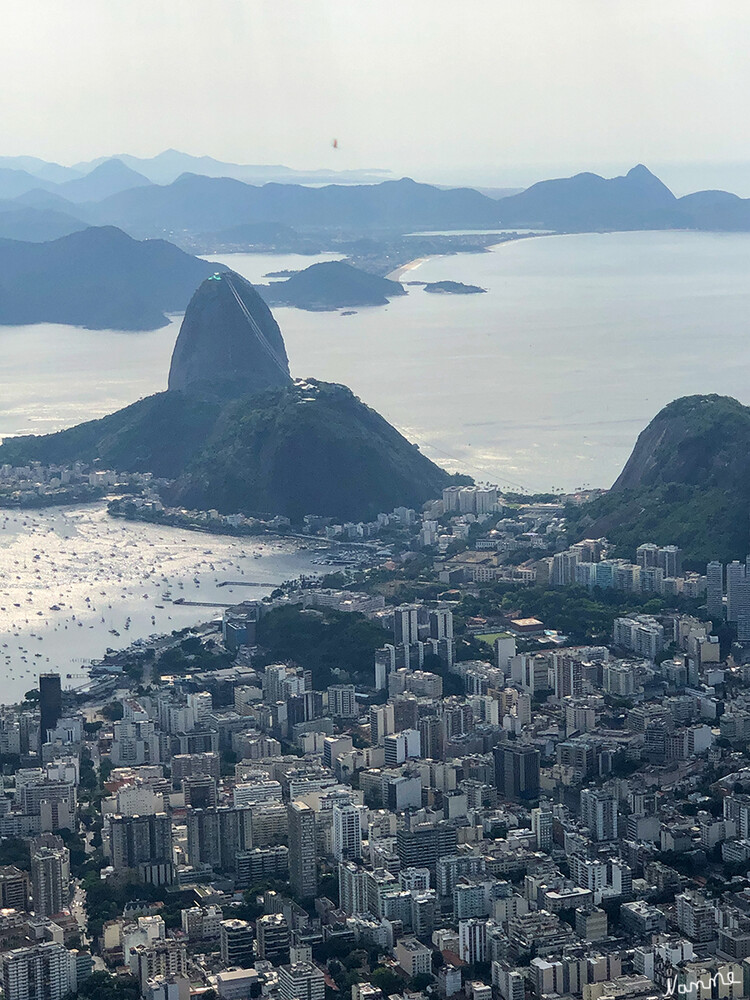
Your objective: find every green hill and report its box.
[0,381,460,522]
[566,395,750,566]
[166,380,457,521]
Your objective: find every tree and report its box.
[0,837,31,871]
[371,967,404,996]
[410,974,434,991]
[77,971,140,1000]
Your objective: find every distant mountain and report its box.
[494,164,750,232]
[678,190,750,231]
[12,187,87,214]
[0,166,56,200]
[261,260,406,310]
[0,205,87,242]
[0,226,215,329]
[0,155,82,184]
[85,175,502,237]
[168,272,292,397]
[54,158,152,203]
[566,395,750,566]
[74,148,394,186]
[496,165,682,231]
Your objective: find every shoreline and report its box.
[386,231,548,281]
[386,256,437,281]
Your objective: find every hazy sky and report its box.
[3,1,749,190]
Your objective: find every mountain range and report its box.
[6,156,750,243]
[495,164,750,231]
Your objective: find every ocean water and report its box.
[0,504,323,704]
[2,233,750,491]
[206,232,750,492]
[1,232,749,696]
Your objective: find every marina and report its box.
[0,502,322,704]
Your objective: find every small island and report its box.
[423,280,487,295]
[260,260,406,310]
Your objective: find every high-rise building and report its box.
[675,890,717,944]
[737,577,750,642]
[394,606,419,645]
[418,716,441,760]
[31,842,70,917]
[279,963,326,1000]
[636,543,659,570]
[257,913,290,964]
[220,919,254,968]
[396,822,458,879]
[339,862,368,914]
[0,867,30,911]
[458,918,488,965]
[1,942,72,1000]
[727,561,746,624]
[38,674,61,749]
[531,805,554,851]
[327,685,358,719]
[109,813,173,884]
[182,775,218,810]
[493,744,540,801]
[186,692,213,728]
[172,752,221,787]
[580,788,618,842]
[658,545,682,579]
[553,656,583,700]
[429,610,453,641]
[288,802,317,899]
[332,803,362,862]
[369,704,395,746]
[706,561,724,620]
[185,806,252,875]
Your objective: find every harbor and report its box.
[0,501,322,704]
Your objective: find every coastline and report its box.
[386,256,436,281]
[386,231,548,281]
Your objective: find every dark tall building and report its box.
[494,744,540,801]
[109,813,173,884]
[288,802,317,899]
[0,867,30,911]
[419,716,441,760]
[186,806,253,875]
[396,821,458,878]
[39,673,61,748]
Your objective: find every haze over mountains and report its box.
[5,154,750,247]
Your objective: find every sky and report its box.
[2,0,750,192]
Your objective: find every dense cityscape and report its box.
[3,9,750,1000]
[1,478,750,1000]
